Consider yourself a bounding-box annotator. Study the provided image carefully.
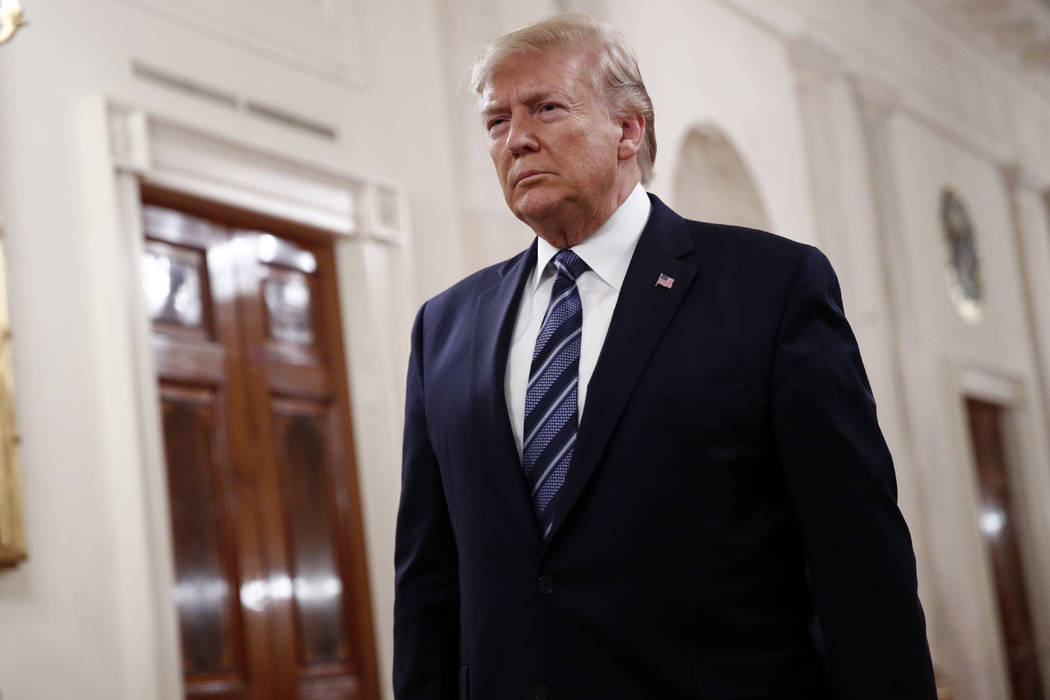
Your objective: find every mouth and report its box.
[513,170,550,187]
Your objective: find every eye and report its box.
[539,103,559,113]
[486,117,507,133]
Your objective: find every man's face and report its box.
[481,49,624,238]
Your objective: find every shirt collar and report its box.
[531,183,651,292]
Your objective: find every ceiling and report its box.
[916,0,1050,74]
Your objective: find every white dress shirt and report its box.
[505,183,652,458]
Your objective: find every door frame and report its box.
[80,95,413,699]
[945,362,1050,697]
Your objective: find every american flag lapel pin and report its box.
[655,273,675,289]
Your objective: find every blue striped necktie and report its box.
[523,248,588,539]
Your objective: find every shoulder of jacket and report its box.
[419,246,530,316]
[681,218,822,273]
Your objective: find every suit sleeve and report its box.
[771,246,936,699]
[393,302,460,700]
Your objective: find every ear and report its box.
[617,113,645,161]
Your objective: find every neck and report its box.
[528,176,639,250]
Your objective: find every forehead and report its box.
[481,48,595,109]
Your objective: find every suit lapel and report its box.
[545,196,697,547]
[471,240,541,549]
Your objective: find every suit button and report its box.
[534,681,549,700]
[537,575,554,595]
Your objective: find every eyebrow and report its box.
[482,88,568,117]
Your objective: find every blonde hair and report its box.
[470,13,657,185]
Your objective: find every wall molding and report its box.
[89,94,413,698]
[106,102,409,246]
[720,0,1050,187]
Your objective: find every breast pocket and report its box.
[635,368,750,401]
[625,351,770,478]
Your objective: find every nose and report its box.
[506,113,539,157]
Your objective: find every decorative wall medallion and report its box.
[940,187,983,323]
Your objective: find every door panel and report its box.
[966,398,1046,700]
[233,229,373,698]
[273,402,353,666]
[161,385,250,696]
[144,208,268,699]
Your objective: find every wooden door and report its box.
[966,397,1046,700]
[141,188,380,700]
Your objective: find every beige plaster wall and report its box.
[612,0,817,245]
[0,1,463,698]
[887,113,1050,699]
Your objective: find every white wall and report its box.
[887,113,1050,699]
[612,0,817,244]
[0,1,465,697]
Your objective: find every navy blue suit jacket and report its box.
[393,195,936,699]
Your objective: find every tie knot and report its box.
[552,249,588,282]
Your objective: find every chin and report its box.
[512,190,565,223]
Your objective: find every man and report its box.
[394,13,936,700]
